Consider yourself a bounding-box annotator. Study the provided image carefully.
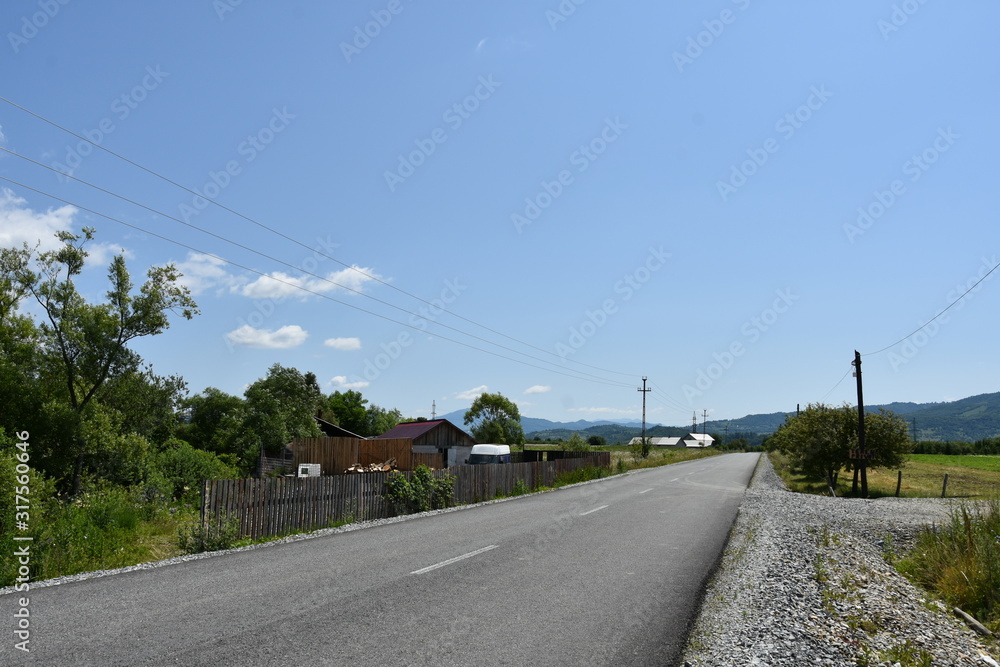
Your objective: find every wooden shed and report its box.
[374,419,477,467]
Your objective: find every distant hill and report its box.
[704,392,1000,442]
[437,392,1000,443]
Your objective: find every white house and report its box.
[683,433,715,448]
[627,434,715,448]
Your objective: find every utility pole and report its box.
[692,412,697,434]
[638,377,651,445]
[853,350,868,498]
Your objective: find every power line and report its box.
[863,257,1000,356]
[0,148,633,387]
[0,174,637,389]
[0,96,639,380]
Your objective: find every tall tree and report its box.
[464,392,525,448]
[2,228,197,491]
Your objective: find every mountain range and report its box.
[438,391,1000,443]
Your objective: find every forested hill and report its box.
[512,392,1000,443]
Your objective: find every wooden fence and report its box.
[201,452,611,541]
[291,437,415,474]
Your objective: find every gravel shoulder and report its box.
[682,454,999,667]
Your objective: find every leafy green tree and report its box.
[322,390,369,435]
[242,364,322,457]
[179,387,246,454]
[1,228,197,491]
[464,392,525,448]
[366,404,402,437]
[587,435,607,448]
[768,403,912,494]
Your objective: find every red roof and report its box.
[374,420,448,440]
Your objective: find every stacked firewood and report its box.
[343,457,398,474]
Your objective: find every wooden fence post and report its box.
[941,473,949,498]
[895,470,902,498]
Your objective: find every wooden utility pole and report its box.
[638,377,650,444]
[853,350,868,498]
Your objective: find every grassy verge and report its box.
[896,499,1000,635]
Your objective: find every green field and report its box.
[907,454,1000,472]
[770,452,1000,498]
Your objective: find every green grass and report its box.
[907,454,1000,472]
[896,498,1000,636]
[769,451,1000,498]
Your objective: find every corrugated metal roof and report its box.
[374,420,447,440]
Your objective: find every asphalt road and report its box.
[3,452,759,666]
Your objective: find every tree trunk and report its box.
[851,467,859,495]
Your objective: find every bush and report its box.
[383,466,455,514]
[156,441,240,503]
[178,512,241,554]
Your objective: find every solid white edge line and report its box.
[410,545,499,575]
[580,505,609,516]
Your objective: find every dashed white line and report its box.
[410,545,499,575]
[639,488,653,494]
[580,505,609,516]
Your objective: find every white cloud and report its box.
[237,265,383,300]
[0,125,6,145]
[0,187,77,250]
[174,253,237,295]
[225,324,308,349]
[524,385,551,394]
[329,375,369,390]
[455,385,488,401]
[324,337,361,351]
[0,188,127,267]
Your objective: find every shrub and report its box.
[383,466,455,514]
[156,441,240,503]
[178,512,241,554]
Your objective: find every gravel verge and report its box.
[682,455,999,666]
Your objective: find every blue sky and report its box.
[1,1,997,426]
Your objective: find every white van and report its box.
[466,444,512,465]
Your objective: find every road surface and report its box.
[3,452,759,666]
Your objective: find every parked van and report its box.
[466,444,511,465]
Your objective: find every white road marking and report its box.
[410,545,499,575]
[580,505,609,516]
[639,488,653,494]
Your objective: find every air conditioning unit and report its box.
[297,463,321,477]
